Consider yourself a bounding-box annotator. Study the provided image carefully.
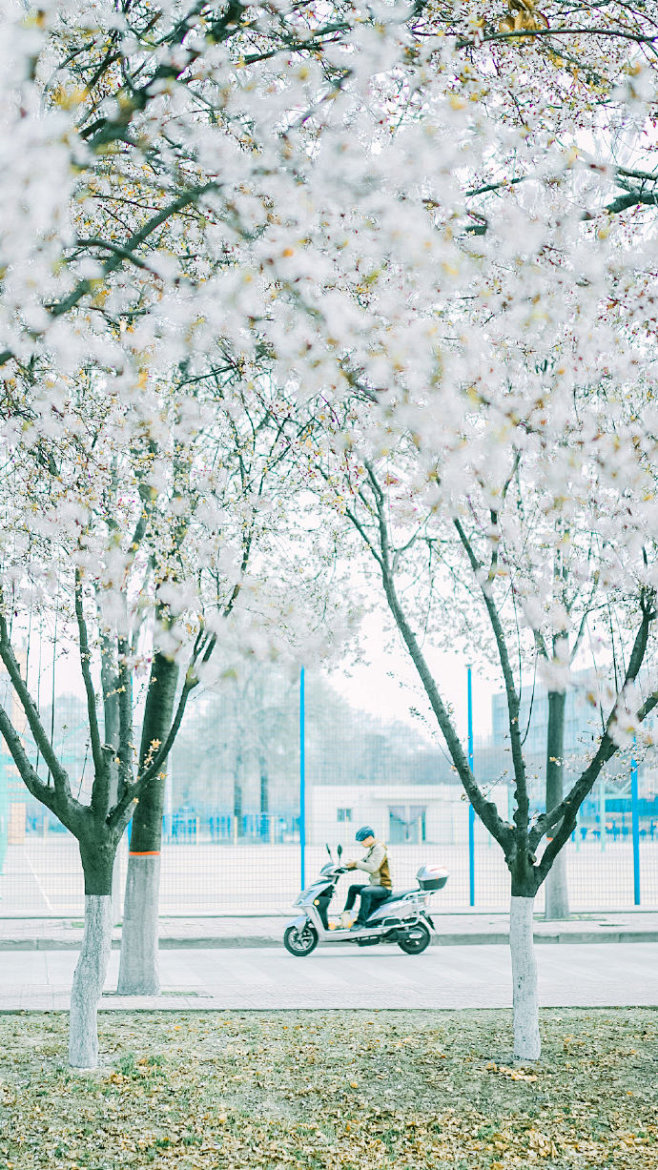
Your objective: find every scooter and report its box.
[283,844,448,957]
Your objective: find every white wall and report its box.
[309,783,509,848]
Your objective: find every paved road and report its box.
[1,943,657,1011]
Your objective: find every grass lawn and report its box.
[0,1009,656,1168]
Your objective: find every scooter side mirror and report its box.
[336,844,343,859]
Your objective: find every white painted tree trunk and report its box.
[117,854,161,995]
[544,848,569,920]
[69,895,113,1069]
[509,895,541,1062]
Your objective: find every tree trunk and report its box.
[69,895,113,1068]
[544,690,569,920]
[259,754,269,816]
[233,750,243,838]
[509,895,541,1062]
[70,840,115,1069]
[99,629,120,751]
[118,655,178,995]
[118,771,164,994]
[544,845,569,920]
[117,853,161,994]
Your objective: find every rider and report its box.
[343,826,392,929]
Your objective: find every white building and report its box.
[309,783,509,848]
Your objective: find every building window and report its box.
[337,808,352,823]
[388,805,426,844]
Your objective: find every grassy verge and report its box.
[0,1009,656,1168]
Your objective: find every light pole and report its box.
[467,664,475,908]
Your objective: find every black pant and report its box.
[343,883,390,924]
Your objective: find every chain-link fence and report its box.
[1,667,657,917]
[1,814,657,918]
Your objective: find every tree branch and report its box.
[0,611,72,808]
[531,591,656,870]
[453,516,530,844]
[74,570,106,783]
[468,25,658,49]
[117,636,134,797]
[358,464,512,849]
[0,700,59,816]
[72,237,162,276]
[106,670,197,831]
[465,175,528,199]
[106,628,217,832]
[570,573,599,661]
[602,189,658,216]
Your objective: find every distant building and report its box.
[488,670,658,826]
[309,782,508,846]
[491,672,603,761]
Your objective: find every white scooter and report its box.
[283,845,448,957]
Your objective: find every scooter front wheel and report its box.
[283,922,319,957]
[397,921,431,955]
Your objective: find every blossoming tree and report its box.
[284,1,658,1058]
[1,0,657,1067]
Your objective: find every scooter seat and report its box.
[384,889,418,902]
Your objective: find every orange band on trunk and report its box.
[129,850,161,856]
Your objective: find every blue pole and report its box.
[467,664,475,908]
[0,753,7,877]
[300,666,306,891]
[631,752,640,906]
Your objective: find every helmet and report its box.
[355,826,375,842]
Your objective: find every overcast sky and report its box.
[327,609,494,746]
[7,602,496,751]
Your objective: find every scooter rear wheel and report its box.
[283,923,319,957]
[397,921,431,954]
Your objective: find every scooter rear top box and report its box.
[416,865,448,891]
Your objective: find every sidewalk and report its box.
[2,910,658,949]
[2,941,658,1011]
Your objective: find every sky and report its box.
[326,609,494,746]
[10,603,496,752]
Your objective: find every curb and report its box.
[2,931,658,951]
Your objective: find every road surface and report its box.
[1,942,656,1011]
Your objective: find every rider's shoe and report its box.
[349,922,365,931]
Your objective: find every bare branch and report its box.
[358,463,512,848]
[0,610,72,807]
[0,700,58,815]
[107,670,197,831]
[117,637,134,796]
[74,570,105,782]
[469,25,658,50]
[531,591,656,868]
[453,516,530,842]
[570,574,600,661]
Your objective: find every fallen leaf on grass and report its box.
[486,1061,538,1082]
[0,1010,656,1169]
